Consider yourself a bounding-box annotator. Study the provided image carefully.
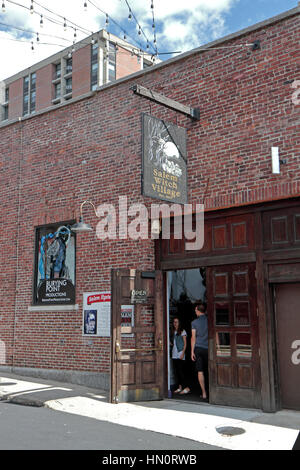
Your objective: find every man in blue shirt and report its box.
[191,303,208,400]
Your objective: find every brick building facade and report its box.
[0,5,299,411]
[0,29,155,122]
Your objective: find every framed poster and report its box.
[82,292,111,337]
[83,309,97,335]
[142,113,188,204]
[121,305,134,337]
[34,222,76,305]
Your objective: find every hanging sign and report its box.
[142,113,188,204]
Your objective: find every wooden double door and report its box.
[110,264,262,408]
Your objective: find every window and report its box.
[215,302,230,325]
[54,82,61,99]
[33,222,76,305]
[91,42,98,60]
[31,72,36,88]
[236,333,252,358]
[66,57,72,74]
[54,63,61,79]
[143,61,152,69]
[91,42,98,91]
[23,74,36,115]
[65,77,72,95]
[108,42,116,82]
[91,63,98,91]
[23,76,29,116]
[30,91,36,113]
[2,86,9,121]
[216,332,231,357]
[30,73,36,113]
[2,105,8,121]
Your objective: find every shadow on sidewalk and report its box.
[0,374,109,407]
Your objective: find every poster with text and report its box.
[82,292,111,337]
[121,305,135,337]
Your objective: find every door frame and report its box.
[164,269,209,399]
[156,198,300,412]
[110,268,165,403]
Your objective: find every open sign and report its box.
[130,289,148,304]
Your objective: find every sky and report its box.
[0,0,297,81]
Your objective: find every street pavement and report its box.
[0,401,220,450]
[0,372,299,450]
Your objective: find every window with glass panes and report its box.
[2,105,8,121]
[55,63,61,79]
[108,42,116,82]
[30,73,36,113]
[66,57,72,74]
[65,77,72,95]
[23,76,29,116]
[54,82,61,99]
[91,42,98,91]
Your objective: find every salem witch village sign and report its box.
[142,114,188,204]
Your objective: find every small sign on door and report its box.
[121,305,134,336]
[130,289,147,304]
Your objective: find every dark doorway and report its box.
[275,283,300,410]
[167,268,209,402]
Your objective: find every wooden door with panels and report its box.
[275,283,300,410]
[110,269,164,403]
[207,263,262,408]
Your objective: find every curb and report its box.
[0,394,45,407]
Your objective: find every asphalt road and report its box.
[0,401,222,450]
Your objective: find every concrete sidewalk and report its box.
[1,372,299,450]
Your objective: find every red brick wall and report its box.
[36,64,53,111]
[8,78,23,119]
[0,11,299,374]
[116,45,142,80]
[0,124,20,366]
[72,45,91,98]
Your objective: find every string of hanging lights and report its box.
[123,0,155,53]
[1,0,258,60]
[150,0,158,56]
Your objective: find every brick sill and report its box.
[28,304,79,312]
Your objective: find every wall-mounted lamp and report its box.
[71,200,98,233]
[271,147,287,174]
[251,40,261,51]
